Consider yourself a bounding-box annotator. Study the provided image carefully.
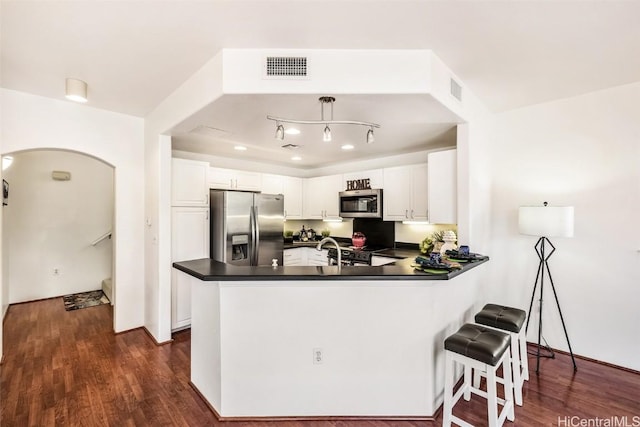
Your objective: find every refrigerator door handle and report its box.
[249,205,256,265]
[253,205,260,265]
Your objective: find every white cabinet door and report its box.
[302,177,325,219]
[283,248,306,266]
[383,166,412,220]
[371,255,398,266]
[283,176,303,220]
[410,164,429,221]
[306,248,329,266]
[261,174,284,195]
[428,149,457,224]
[383,164,428,221]
[172,158,209,207]
[209,167,262,191]
[171,206,209,330]
[172,269,193,331]
[303,175,342,219]
[208,167,234,190]
[235,170,262,191]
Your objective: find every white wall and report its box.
[485,82,640,371]
[144,52,225,343]
[3,150,113,302]
[1,89,145,333]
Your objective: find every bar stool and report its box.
[473,304,529,406]
[443,323,515,427]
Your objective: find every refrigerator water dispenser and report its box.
[231,235,249,261]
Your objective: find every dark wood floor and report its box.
[1,298,639,426]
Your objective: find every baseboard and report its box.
[527,342,640,376]
[142,326,174,346]
[8,295,62,305]
[188,381,434,422]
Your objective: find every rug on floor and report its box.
[62,290,110,311]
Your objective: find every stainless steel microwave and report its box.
[339,189,383,218]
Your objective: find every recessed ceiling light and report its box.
[341,144,354,150]
[291,156,302,161]
[234,145,247,151]
[285,128,300,135]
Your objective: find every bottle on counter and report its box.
[300,225,308,241]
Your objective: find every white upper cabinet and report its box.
[172,158,209,207]
[209,167,261,191]
[261,173,284,194]
[260,174,303,220]
[283,176,303,220]
[342,169,384,191]
[427,149,457,224]
[383,164,428,221]
[303,174,342,219]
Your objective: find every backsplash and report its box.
[284,219,457,246]
[395,222,457,244]
[285,219,353,239]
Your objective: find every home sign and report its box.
[346,179,371,191]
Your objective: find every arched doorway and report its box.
[1,149,115,322]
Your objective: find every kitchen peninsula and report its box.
[173,255,488,420]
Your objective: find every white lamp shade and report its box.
[519,206,574,237]
[65,78,88,103]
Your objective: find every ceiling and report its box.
[3,1,640,166]
[170,94,460,168]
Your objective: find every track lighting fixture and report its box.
[267,96,379,143]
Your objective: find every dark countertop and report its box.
[173,255,488,282]
[284,242,420,259]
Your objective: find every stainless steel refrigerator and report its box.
[210,190,284,266]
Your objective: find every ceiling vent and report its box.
[189,125,231,136]
[450,77,462,102]
[264,56,308,79]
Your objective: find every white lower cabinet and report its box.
[283,248,306,266]
[171,206,209,331]
[371,255,398,266]
[284,247,329,266]
[172,269,193,331]
[306,248,329,266]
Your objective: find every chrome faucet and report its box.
[317,237,341,266]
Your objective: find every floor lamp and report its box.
[519,202,577,373]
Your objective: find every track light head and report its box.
[323,125,332,142]
[366,127,375,144]
[275,123,284,140]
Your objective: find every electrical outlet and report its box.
[53,268,60,276]
[313,348,323,364]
